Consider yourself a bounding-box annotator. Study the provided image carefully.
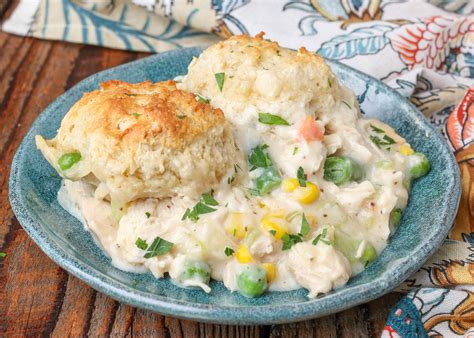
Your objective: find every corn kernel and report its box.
[236,244,253,263]
[281,178,299,192]
[261,214,288,239]
[399,144,414,156]
[294,182,319,204]
[262,263,276,283]
[225,212,246,239]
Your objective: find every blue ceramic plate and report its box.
[9,48,461,324]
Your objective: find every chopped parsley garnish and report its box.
[248,144,281,195]
[369,124,396,149]
[182,192,219,222]
[145,212,151,219]
[215,72,225,92]
[269,230,277,236]
[342,101,351,109]
[312,228,333,246]
[135,237,148,250]
[293,146,298,155]
[258,113,290,126]
[281,215,311,250]
[370,135,396,148]
[256,167,281,195]
[195,94,209,104]
[176,114,186,119]
[201,192,218,206]
[364,260,370,268]
[248,144,272,170]
[383,134,396,144]
[300,213,310,237]
[281,233,303,251]
[143,236,174,258]
[224,247,235,256]
[0,252,6,258]
[296,166,307,187]
[328,78,332,88]
[370,124,385,134]
[182,203,216,222]
[234,163,241,172]
[132,113,141,118]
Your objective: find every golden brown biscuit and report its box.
[179,33,340,123]
[36,80,240,206]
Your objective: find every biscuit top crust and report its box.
[222,32,328,68]
[68,80,226,149]
[179,32,340,122]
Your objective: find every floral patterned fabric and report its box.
[2,0,474,336]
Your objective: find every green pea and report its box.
[255,167,281,195]
[390,208,402,227]
[360,242,377,265]
[323,156,361,185]
[237,266,267,297]
[58,152,82,171]
[180,261,211,284]
[334,230,378,266]
[409,152,430,179]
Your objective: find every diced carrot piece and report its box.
[299,116,324,142]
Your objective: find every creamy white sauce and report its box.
[58,83,416,298]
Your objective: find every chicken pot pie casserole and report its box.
[36,34,430,298]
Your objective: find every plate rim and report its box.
[9,47,461,324]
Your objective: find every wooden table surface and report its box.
[0,4,403,336]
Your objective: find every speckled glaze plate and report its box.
[9,48,461,324]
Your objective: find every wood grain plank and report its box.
[130,309,168,336]
[51,277,97,336]
[334,305,370,337]
[87,292,120,336]
[110,304,135,336]
[0,42,52,161]
[198,323,264,338]
[0,40,81,247]
[0,41,80,240]
[0,220,68,336]
[173,319,199,338]
[66,45,149,89]
[301,315,338,338]
[0,38,82,336]
[0,32,10,52]
[165,317,185,338]
[0,34,31,93]
[0,0,17,24]
[0,0,12,18]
